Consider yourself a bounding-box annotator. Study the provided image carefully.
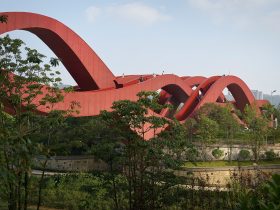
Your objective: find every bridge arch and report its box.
[0,12,116,90]
[191,76,256,119]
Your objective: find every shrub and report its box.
[265,150,277,161]
[212,148,224,159]
[41,174,115,209]
[238,149,251,161]
[186,147,199,161]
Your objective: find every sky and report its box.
[1,0,280,94]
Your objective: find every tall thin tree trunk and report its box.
[3,150,16,210]
[129,164,133,210]
[37,159,48,210]
[17,172,21,210]
[128,146,132,210]
[24,171,28,210]
[23,131,29,210]
[8,184,16,210]
[110,162,119,210]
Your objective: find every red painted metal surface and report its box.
[0,12,115,90]
[0,12,268,128]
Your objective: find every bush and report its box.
[212,148,224,159]
[238,149,251,161]
[186,147,199,161]
[265,150,277,161]
[41,173,116,210]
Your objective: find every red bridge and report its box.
[0,12,267,123]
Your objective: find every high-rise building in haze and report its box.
[225,89,279,106]
[251,90,263,100]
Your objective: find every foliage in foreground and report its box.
[12,172,278,210]
[0,34,77,210]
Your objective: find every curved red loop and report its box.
[0,12,268,132]
[0,12,116,90]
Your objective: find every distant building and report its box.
[224,89,279,106]
[251,90,263,100]
[263,94,280,106]
[224,89,264,101]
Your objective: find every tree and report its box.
[262,103,280,144]
[100,91,167,210]
[88,116,125,210]
[195,115,219,160]
[196,115,219,142]
[195,103,240,161]
[33,109,79,210]
[184,118,197,143]
[0,35,76,210]
[243,104,269,162]
[94,91,188,210]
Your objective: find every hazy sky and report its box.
[1,0,280,94]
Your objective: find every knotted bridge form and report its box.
[0,12,268,124]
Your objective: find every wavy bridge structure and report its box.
[0,12,268,127]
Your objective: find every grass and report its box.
[183,159,280,168]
